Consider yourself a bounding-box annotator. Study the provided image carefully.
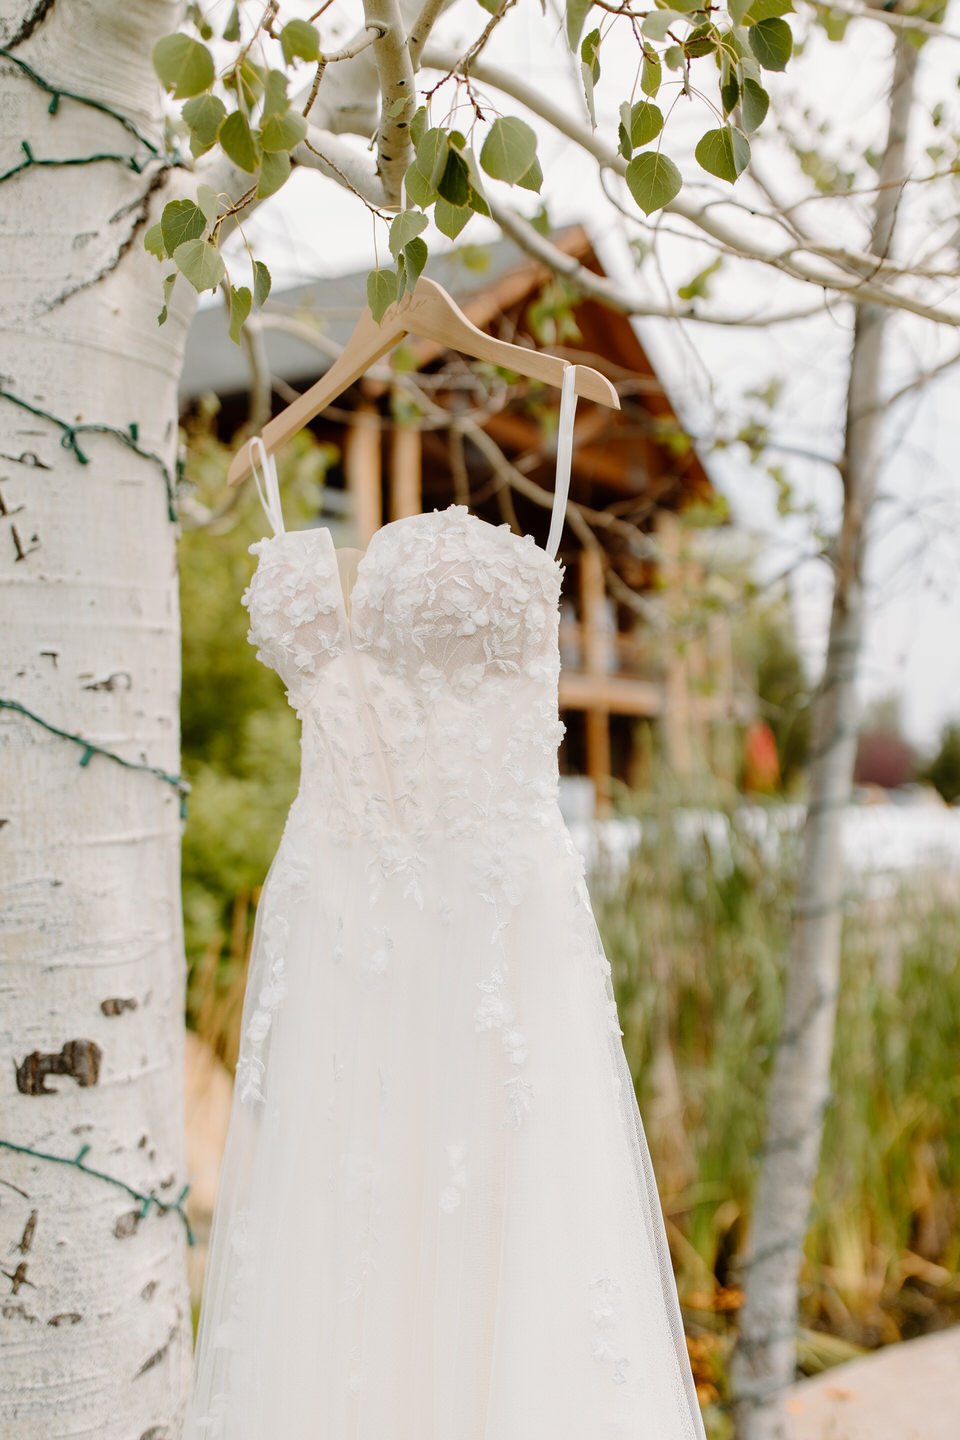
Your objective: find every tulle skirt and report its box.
[185,803,705,1439]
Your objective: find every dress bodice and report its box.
[241,506,569,898]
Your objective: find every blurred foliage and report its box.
[594,780,960,1422]
[918,722,960,803]
[735,600,812,793]
[179,406,336,1050]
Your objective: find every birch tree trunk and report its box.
[0,3,199,1435]
[730,29,919,1440]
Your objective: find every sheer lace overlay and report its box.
[187,505,706,1440]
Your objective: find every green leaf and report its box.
[434,198,472,240]
[721,70,740,114]
[409,106,427,148]
[152,33,214,99]
[517,155,543,192]
[253,260,271,310]
[729,0,751,22]
[695,125,751,180]
[404,163,436,208]
[256,148,291,198]
[480,116,538,185]
[566,0,594,49]
[182,93,226,157]
[281,18,320,63]
[161,199,206,256]
[229,56,266,108]
[819,7,849,39]
[462,147,491,216]
[402,237,428,292]
[641,52,662,97]
[641,9,680,41]
[219,110,259,172]
[223,3,241,40]
[744,0,793,19]
[262,69,290,120]
[626,100,665,147]
[580,26,601,80]
[475,0,500,13]
[196,183,220,226]
[173,237,226,293]
[740,77,769,131]
[389,210,428,258]
[367,268,398,324]
[416,128,450,190]
[625,150,682,214]
[228,285,252,344]
[437,148,470,206]
[531,203,551,235]
[664,44,685,70]
[685,22,717,54]
[158,272,176,326]
[748,16,792,69]
[144,222,165,260]
[260,109,308,152]
[677,255,722,301]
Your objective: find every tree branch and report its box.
[408,0,452,69]
[292,127,388,207]
[489,202,828,327]
[302,26,384,118]
[422,46,960,324]
[801,0,960,43]
[363,0,416,205]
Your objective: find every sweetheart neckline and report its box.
[254,502,564,632]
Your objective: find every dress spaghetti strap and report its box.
[545,365,578,561]
[250,436,286,537]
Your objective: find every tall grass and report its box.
[592,785,960,1414]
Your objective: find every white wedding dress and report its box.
[185,386,706,1439]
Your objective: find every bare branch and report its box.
[884,345,960,407]
[302,26,384,118]
[408,0,452,70]
[490,202,831,326]
[292,127,388,207]
[363,0,416,206]
[801,0,960,43]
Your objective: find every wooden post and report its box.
[657,511,692,777]
[390,423,422,521]
[579,545,612,814]
[345,402,382,546]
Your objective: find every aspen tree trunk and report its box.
[730,30,918,1440]
[0,3,199,1435]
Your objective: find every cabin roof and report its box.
[179,224,713,507]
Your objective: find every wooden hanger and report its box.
[227,276,620,486]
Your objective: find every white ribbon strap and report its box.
[545,364,578,561]
[249,436,285,536]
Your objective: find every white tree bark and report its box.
[729,29,918,1440]
[0,2,199,1435]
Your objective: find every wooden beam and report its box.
[345,403,381,546]
[579,546,612,813]
[657,510,692,776]
[559,671,664,716]
[390,424,422,521]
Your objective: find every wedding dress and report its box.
[185,374,706,1440]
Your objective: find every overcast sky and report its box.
[231,0,960,749]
